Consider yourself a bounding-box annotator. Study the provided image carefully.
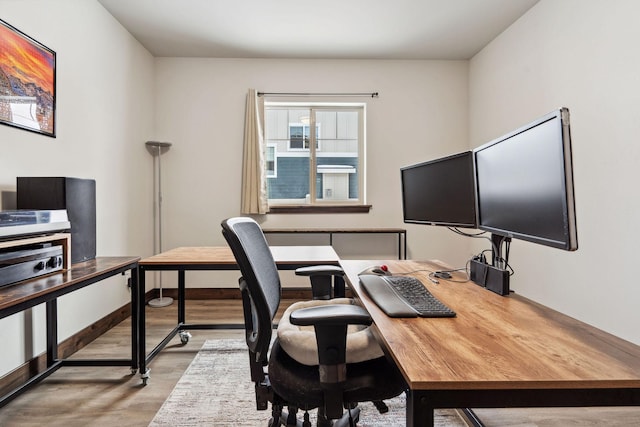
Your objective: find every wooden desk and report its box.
[263,227,407,259]
[137,245,340,383]
[340,259,640,427]
[0,257,140,408]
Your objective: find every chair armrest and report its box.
[289,304,371,327]
[295,265,344,276]
[295,265,345,300]
[290,304,374,419]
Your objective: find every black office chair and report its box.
[221,217,406,427]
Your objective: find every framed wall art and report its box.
[0,18,56,137]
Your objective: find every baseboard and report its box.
[1,287,351,396]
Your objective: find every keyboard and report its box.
[359,274,456,318]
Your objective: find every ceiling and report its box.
[97,0,539,60]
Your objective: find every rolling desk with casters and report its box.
[0,256,140,408]
[136,245,341,384]
[340,259,640,427]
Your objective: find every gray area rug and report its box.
[149,339,468,426]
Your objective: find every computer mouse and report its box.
[358,264,391,276]
[434,271,452,279]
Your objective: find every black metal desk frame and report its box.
[408,388,640,426]
[136,250,342,384]
[340,259,640,427]
[0,257,140,408]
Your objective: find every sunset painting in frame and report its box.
[0,19,56,137]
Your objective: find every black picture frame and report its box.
[0,18,56,137]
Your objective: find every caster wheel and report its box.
[179,331,192,345]
[141,368,150,386]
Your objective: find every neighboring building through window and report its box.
[266,143,276,178]
[264,103,365,206]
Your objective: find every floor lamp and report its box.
[146,140,173,308]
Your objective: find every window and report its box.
[289,123,320,150]
[264,103,366,209]
[265,144,277,177]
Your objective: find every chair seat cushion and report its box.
[268,339,407,410]
[277,298,384,366]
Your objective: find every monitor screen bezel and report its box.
[400,151,478,228]
[473,108,578,251]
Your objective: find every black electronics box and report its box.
[0,244,64,288]
[470,259,510,296]
[17,177,96,264]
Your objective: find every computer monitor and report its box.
[474,108,578,251]
[400,151,477,228]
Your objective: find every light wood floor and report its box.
[0,299,638,426]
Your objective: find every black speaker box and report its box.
[17,177,96,264]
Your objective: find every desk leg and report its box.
[406,389,434,427]
[334,275,346,298]
[400,231,407,260]
[178,270,186,324]
[138,265,149,384]
[45,299,58,367]
[130,266,139,373]
[404,232,407,260]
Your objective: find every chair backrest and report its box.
[221,217,281,362]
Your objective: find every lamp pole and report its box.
[146,140,173,307]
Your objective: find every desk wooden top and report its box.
[0,257,140,314]
[341,259,640,391]
[139,245,339,267]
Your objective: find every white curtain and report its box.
[241,89,268,214]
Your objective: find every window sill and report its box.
[268,205,372,214]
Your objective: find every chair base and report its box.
[271,406,361,427]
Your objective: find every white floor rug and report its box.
[149,339,468,426]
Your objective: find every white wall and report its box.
[0,4,472,375]
[470,0,640,344]
[153,58,472,287]
[10,0,632,381]
[0,0,155,376]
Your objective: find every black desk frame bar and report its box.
[407,387,640,427]
[137,261,341,383]
[0,260,139,408]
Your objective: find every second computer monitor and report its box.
[401,151,477,228]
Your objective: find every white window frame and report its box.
[265,143,277,178]
[264,102,366,207]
